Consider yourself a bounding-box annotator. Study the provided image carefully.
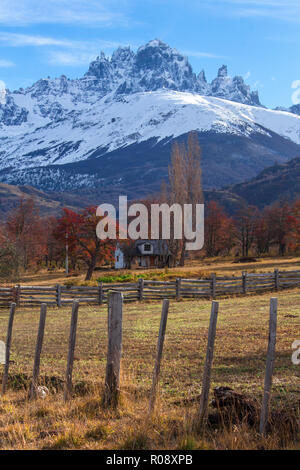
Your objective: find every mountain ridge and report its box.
[0,39,300,196]
[3,154,300,220]
[0,182,81,219]
[204,155,300,213]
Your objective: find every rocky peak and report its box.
[289,103,300,116]
[218,65,228,78]
[135,39,189,71]
[133,39,196,92]
[250,90,261,107]
[81,39,261,105]
[211,68,261,106]
[111,46,135,66]
[1,38,263,129]
[0,95,28,126]
[198,70,207,83]
[85,52,112,80]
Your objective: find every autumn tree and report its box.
[264,202,293,256]
[5,198,46,276]
[235,204,258,257]
[152,182,181,267]
[205,201,236,256]
[44,216,66,269]
[253,212,272,255]
[271,200,299,254]
[168,132,204,265]
[54,207,115,280]
[0,224,15,278]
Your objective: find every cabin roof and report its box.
[117,240,170,256]
[135,239,169,256]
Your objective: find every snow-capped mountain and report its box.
[0,39,300,197]
[286,104,300,116]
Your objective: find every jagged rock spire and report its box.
[83,39,261,106]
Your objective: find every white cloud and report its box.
[0,32,130,66]
[46,38,132,66]
[0,59,14,67]
[48,51,97,66]
[253,80,263,89]
[0,0,128,26]
[183,50,228,59]
[198,0,300,23]
[0,79,6,104]
[0,32,74,47]
[0,32,123,50]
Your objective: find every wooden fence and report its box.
[0,268,299,307]
[0,294,283,433]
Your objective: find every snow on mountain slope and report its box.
[1,90,300,170]
[0,39,300,196]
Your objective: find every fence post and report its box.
[138,278,144,301]
[176,278,182,301]
[64,300,79,401]
[98,281,103,305]
[211,273,216,299]
[29,303,47,400]
[12,285,21,307]
[103,291,123,408]
[259,297,278,435]
[274,269,279,291]
[56,284,62,308]
[242,271,247,295]
[12,286,17,305]
[149,299,169,414]
[197,301,219,427]
[1,303,16,395]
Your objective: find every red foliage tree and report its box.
[205,201,236,257]
[264,203,294,256]
[54,207,115,280]
[234,205,258,257]
[5,198,46,275]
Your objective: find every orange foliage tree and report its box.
[204,201,236,257]
[54,207,115,280]
[4,198,46,276]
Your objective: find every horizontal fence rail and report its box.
[0,268,299,307]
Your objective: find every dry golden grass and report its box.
[0,287,299,449]
[11,254,300,287]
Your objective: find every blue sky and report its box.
[0,0,299,108]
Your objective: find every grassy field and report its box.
[0,288,299,449]
[11,255,300,287]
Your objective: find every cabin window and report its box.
[144,243,152,252]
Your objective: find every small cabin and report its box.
[115,245,125,269]
[114,240,170,269]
